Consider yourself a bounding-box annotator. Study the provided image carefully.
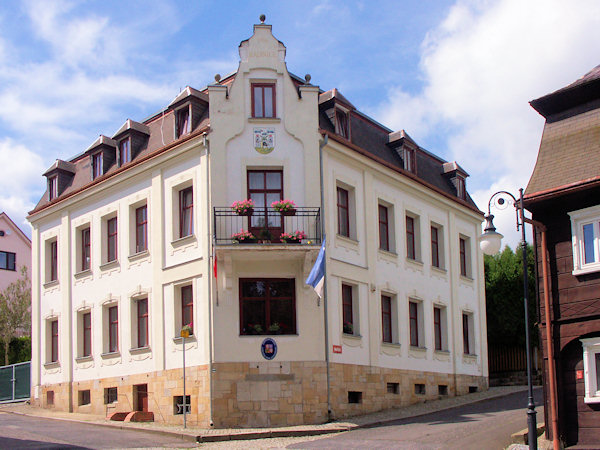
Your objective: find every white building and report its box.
[28,19,487,427]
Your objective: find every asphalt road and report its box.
[288,387,544,450]
[0,411,196,449]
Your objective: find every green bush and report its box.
[8,336,31,364]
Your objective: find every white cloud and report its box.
[375,0,600,247]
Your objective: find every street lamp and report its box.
[479,188,537,450]
[180,324,192,429]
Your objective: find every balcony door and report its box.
[248,170,283,242]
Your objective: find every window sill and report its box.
[128,250,150,262]
[173,335,197,343]
[74,269,92,279]
[378,249,398,260]
[463,353,478,359]
[248,117,281,124]
[336,234,359,245]
[573,264,600,276]
[239,334,298,338]
[434,349,450,355]
[100,260,120,271]
[171,234,196,248]
[405,258,424,268]
[409,346,427,352]
[75,356,93,363]
[43,361,60,369]
[129,346,151,355]
[584,396,600,404]
[43,280,59,289]
[381,342,401,348]
[101,351,120,359]
[460,274,474,283]
[431,266,447,275]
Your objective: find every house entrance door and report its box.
[134,384,148,412]
[248,170,283,242]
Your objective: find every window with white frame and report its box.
[75,224,91,273]
[409,300,424,348]
[569,205,600,275]
[129,201,148,255]
[405,212,421,261]
[433,305,448,351]
[131,297,149,350]
[100,212,118,265]
[459,235,472,278]
[46,318,59,363]
[378,201,396,253]
[172,181,194,241]
[102,303,119,354]
[342,283,360,336]
[581,337,600,404]
[77,310,92,358]
[430,223,445,269]
[45,238,58,283]
[174,284,194,337]
[462,311,475,355]
[381,294,398,344]
[336,183,357,240]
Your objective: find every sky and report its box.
[1,0,599,249]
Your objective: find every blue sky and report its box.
[1,0,599,248]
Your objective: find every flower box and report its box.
[280,230,306,244]
[280,209,297,216]
[271,199,297,215]
[232,230,256,243]
[231,199,255,216]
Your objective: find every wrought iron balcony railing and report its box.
[213,207,321,245]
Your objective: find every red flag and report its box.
[213,250,217,278]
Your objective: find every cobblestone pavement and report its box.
[0,385,530,445]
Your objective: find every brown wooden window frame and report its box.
[181,285,193,334]
[81,227,91,271]
[179,187,193,238]
[239,278,296,336]
[406,216,415,260]
[342,284,354,334]
[431,225,440,268]
[335,109,349,139]
[404,147,416,173]
[48,176,58,200]
[433,306,442,351]
[137,298,149,349]
[337,187,350,237]
[251,83,276,118]
[459,237,467,277]
[379,204,389,251]
[462,312,471,355]
[82,311,92,357]
[135,205,148,253]
[92,152,103,179]
[381,295,392,343]
[108,306,118,353]
[50,319,59,363]
[176,106,191,138]
[409,301,419,347]
[119,138,131,166]
[107,217,118,262]
[50,240,58,282]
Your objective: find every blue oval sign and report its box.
[261,338,277,360]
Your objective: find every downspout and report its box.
[204,132,215,427]
[319,133,332,421]
[541,230,559,450]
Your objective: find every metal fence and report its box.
[214,207,321,245]
[0,361,30,403]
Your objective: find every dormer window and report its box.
[119,138,131,166]
[404,147,416,173]
[335,109,349,139]
[92,153,103,179]
[176,107,190,138]
[456,176,466,200]
[252,83,276,118]
[48,176,58,201]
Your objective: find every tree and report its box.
[484,244,537,348]
[0,267,31,365]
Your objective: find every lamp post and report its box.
[181,325,191,429]
[479,188,537,450]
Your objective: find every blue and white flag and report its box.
[306,238,326,298]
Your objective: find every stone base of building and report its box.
[31,362,487,428]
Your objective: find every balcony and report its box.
[213,207,321,245]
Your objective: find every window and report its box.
[409,300,424,348]
[381,295,392,343]
[251,83,275,118]
[404,147,416,173]
[342,284,355,335]
[379,205,389,251]
[81,227,91,271]
[0,251,16,271]
[46,391,54,406]
[387,383,399,394]
[433,305,450,352]
[456,176,466,200]
[414,383,426,395]
[462,312,474,355]
[240,279,296,335]
[335,109,349,138]
[104,387,118,404]
[179,187,193,238]
[82,311,91,357]
[92,152,103,179]
[50,319,59,363]
[173,395,191,414]
[48,176,58,200]
[581,337,600,404]
[337,187,349,237]
[119,138,131,165]
[569,205,600,275]
[47,239,58,282]
[176,107,190,137]
[348,391,362,404]
[181,285,193,334]
[459,236,471,277]
[406,215,418,260]
[108,306,118,353]
[135,205,148,253]
[78,390,91,406]
[247,170,283,241]
[136,298,149,348]
[438,385,448,396]
[431,226,439,268]
[107,217,118,262]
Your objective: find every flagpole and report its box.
[319,134,332,421]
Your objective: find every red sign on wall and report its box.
[332,345,342,354]
[576,370,584,380]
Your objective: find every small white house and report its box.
[28,19,487,427]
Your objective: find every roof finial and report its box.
[214,74,221,83]
[259,14,266,23]
[304,74,311,84]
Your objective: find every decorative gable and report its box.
[43,159,76,200]
[112,119,150,166]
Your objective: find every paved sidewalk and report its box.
[0,385,529,444]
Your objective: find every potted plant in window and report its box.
[268,322,282,334]
[181,323,193,337]
[258,228,272,243]
[280,230,306,244]
[343,322,353,335]
[247,323,263,335]
[231,199,255,216]
[271,199,296,216]
[232,230,256,243]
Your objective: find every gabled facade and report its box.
[27,20,487,427]
[0,212,31,292]
[524,64,600,447]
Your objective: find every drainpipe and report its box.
[318,133,332,421]
[204,132,215,427]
